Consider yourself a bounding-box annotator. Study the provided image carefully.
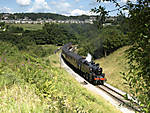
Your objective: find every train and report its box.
[61,43,106,85]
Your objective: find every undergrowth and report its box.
[0,41,120,113]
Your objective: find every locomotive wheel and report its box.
[91,78,94,84]
[93,80,96,85]
[83,74,86,78]
[89,73,93,83]
[89,76,92,83]
[100,81,104,85]
[86,75,88,80]
[86,74,89,81]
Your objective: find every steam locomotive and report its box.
[61,43,106,85]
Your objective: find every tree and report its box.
[100,26,128,56]
[43,23,78,45]
[0,22,5,27]
[8,26,24,33]
[92,0,150,112]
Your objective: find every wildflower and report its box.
[4,58,6,63]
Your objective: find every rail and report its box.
[97,85,141,112]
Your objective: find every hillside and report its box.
[0,41,121,113]
[0,13,94,21]
[95,46,130,93]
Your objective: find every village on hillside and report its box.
[0,13,116,25]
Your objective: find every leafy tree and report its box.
[92,0,150,112]
[78,26,128,59]
[8,26,24,33]
[78,40,97,58]
[43,23,77,45]
[0,22,5,31]
[23,30,47,45]
[0,22,5,27]
[100,26,128,56]
[125,2,150,112]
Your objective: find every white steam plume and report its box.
[86,53,92,62]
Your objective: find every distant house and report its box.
[3,28,6,31]
[15,20,21,24]
[0,13,118,25]
[23,17,29,20]
[103,23,112,26]
[3,14,10,20]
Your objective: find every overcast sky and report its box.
[0,0,135,16]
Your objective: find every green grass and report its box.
[0,84,47,113]
[8,24,44,30]
[0,41,121,113]
[95,46,130,93]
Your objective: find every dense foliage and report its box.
[0,37,120,113]
[78,25,129,59]
[125,2,150,112]
[93,0,150,112]
[0,23,78,47]
[1,17,129,58]
[43,23,77,45]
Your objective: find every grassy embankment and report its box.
[8,24,44,30]
[0,41,121,113]
[95,46,130,93]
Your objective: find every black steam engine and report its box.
[61,43,106,85]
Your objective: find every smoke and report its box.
[86,53,92,62]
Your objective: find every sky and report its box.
[0,0,134,16]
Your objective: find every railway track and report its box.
[61,55,140,113]
[97,84,141,112]
[60,50,142,113]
